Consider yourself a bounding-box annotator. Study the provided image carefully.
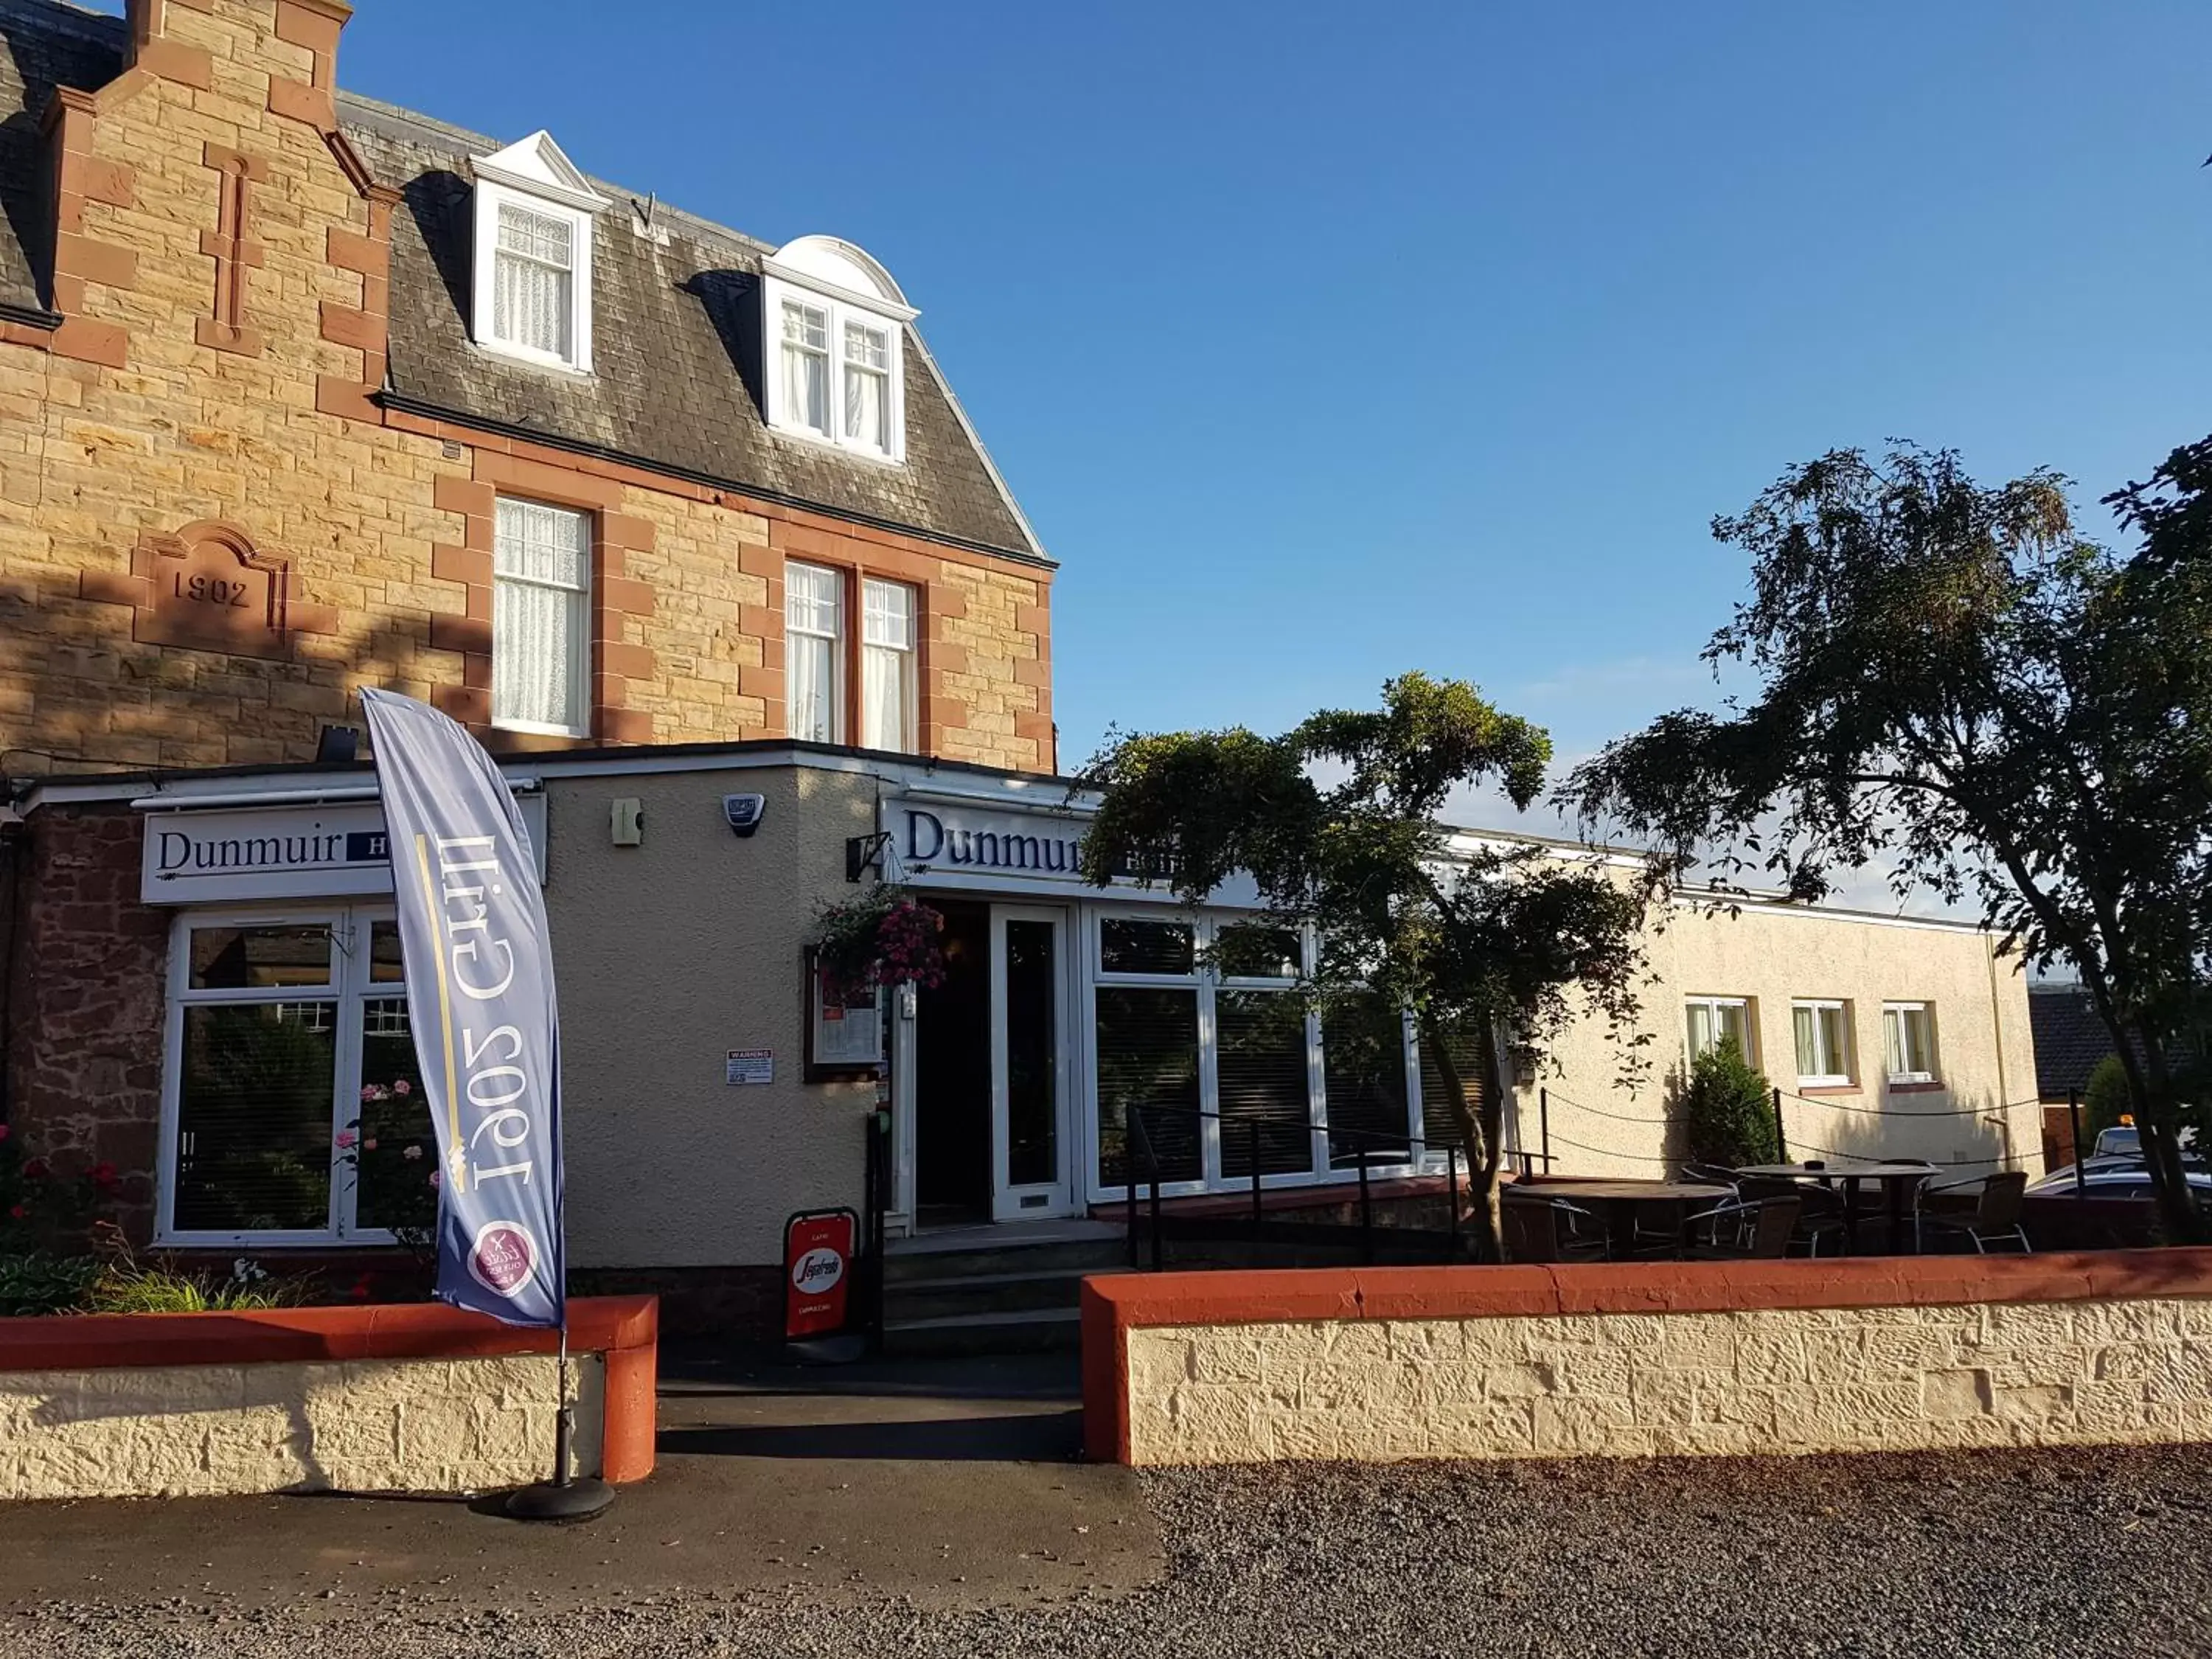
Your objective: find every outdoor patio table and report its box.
[1732,1161,1937,1255]
[1511,1178,1733,1259]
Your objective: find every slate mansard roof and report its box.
[0,0,1045,563]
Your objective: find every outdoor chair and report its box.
[1738,1174,1847,1256]
[1681,1161,1742,1189]
[1916,1170,2031,1253]
[1665,1164,1746,1248]
[1683,1194,1802,1259]
[1501,1195,1607,1265]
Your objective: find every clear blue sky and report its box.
[305,3,2212,799]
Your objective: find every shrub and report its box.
[0,1251,102,1317]
[83,1237,316,1315]
[2084,1053,2132,1140]
[1679,1039,1779,1167]
[0,1123,115,1253]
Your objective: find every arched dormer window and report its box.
[761,236,915,463]
[468,131,608,374]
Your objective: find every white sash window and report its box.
[786,562,845,744]
[493,498,591,737]
[860,578,916,751]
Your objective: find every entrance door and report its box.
[990,905,1074,1220]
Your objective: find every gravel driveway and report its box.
[10,1444,2211,1658]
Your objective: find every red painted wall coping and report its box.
[0,1294,659,1484]
[1079,1249,2212,1465]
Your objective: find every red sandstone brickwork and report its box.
[3,803,169,1238]
[0,0,1053,776]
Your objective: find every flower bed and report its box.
[0,1294,657,1500]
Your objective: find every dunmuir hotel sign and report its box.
[887,799,1214,902]
[138,796,550,904]
[898,805,1088,880]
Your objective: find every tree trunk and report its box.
[1421,1014,1504,1263]
[2129,1030,2204,1245]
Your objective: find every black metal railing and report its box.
[1121,1102,1470,1271]
[860,1104,892,1350]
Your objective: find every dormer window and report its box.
[469,131,608,374]
[762,236,916,463]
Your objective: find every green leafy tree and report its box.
[1079,672,1651,1260]
[1678,1040,1778,1167]
[1560,441,2212,1240]
[2084,1054,2132,1144]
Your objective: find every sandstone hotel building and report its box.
[0,0,2039,1336]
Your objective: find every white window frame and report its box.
[785,560,847,745]
[156,906,425,1248]
[1883,1001,1938,1085]
[470,178,598,375]
[1079,911,1432,1206]
[860,577,917,751]
[761,271,907,462]
[1684,995,1755,1065]
[491,496,593,739]
[1792,998,1854,1088]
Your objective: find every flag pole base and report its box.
[504,1475,614,1522]
[504,1388,612,1521]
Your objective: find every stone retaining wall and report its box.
[0,1293,655,1500]
[1081,1253,2212,1467]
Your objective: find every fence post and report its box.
[1127,1116,1141,1270]
[1357,1152,1374,1265]
[1773,1086,1788,1162]
[1540,1087,1551,1172]
[1250,1121,1264,1237]
[1147,1132,1164,1273]
[1446,1144,1461,1263]
[2069,1090,2086,1197]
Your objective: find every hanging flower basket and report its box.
[813,887,947,1001]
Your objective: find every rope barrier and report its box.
[1774,1086,2048,1121]
[1518,1127,1675,1166]
[1529,1089,2045,1173]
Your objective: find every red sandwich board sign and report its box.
[784,1208,858,1340]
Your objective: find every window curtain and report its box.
[1321,995,1413,1168]
[859,579,914,749]
[844,321,889,449]
[1094,986,1203,1186]
[1793,1006,1818,1074]
[782,304,829,432]
[493,581,580,729]
[860,647,908,749]
[789,632,835,743]
[493,498,588,731]
[785,564,842,742]
[1217,990,1315,1178]
[493,205,570,358]
[1686,1002,1716,1060]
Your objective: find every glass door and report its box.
[990,905,1074,1220]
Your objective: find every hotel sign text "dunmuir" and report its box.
[889,801,1212,903]
[139,796,550,905]
[900,806,1088,878]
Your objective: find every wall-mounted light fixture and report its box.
[845,831,892,882]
